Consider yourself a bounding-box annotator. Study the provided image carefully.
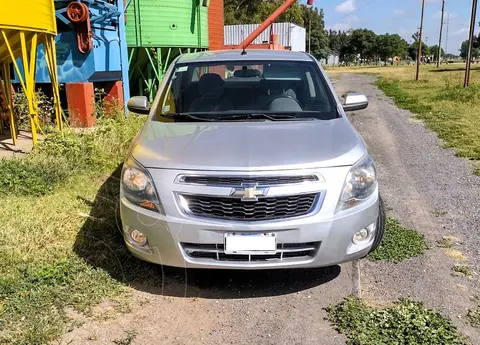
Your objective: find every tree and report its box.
[349,29,377,64]
[407,32,429,61]
[302,6,330,59]
[376,34,407,65]
[460,39,480,60]
[429,45,445,61]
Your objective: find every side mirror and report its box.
[343,93,368,112]
[127,96,150,115]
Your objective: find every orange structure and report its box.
[208,0,225,50]
[235,0,313,50]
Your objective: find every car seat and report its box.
[188,73,233,112]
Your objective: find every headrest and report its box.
[233,68,261,78]
[198,73,224,96]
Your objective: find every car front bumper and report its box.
[120,191,379,270]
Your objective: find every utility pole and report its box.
[464,0,478,87]
[416,0,426,80]
[437,0,445,67]
[445,13,449,56]
[309,17,311,54]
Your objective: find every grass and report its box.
[0,114,159,344]
[369,217,427,263]
[328,64,480,175]
[452,264,473,277]
[326,296,470,345]
[467,307,480,328]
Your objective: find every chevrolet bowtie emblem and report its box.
[230,183,269,201]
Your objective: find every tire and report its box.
[369,196,386,253]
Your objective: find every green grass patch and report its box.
[0,115,145,196]
[369,217,427,263]
[452,264,473,277]
[374,74,480,175]
[0,114,156,344]
[467,307,480,328]
[327,297,469,345]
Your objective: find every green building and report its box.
[126,0,210,99]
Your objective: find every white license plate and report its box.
[224,233,277,255]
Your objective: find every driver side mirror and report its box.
[343,93,368,112]
[127,96,150,115]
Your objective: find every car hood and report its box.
[131,119,366,171]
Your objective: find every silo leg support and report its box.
[19,31,39,145]
[0,64,16,146]
[44,34,63,132]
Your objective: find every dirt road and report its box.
[60,74,480,345]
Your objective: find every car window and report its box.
[154,60,338,122]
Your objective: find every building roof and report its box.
[177,49,314,64]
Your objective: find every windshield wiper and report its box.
[161,113,215,122]
[218,113,298,121]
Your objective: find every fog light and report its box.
[124,225,148,247]
[353,228,369,243]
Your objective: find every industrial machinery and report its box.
[13,0,130,127]
[0,0,62,145]
[125,0,224,100]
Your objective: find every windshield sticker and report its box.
[176,66,188,72]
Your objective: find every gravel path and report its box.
[60,73,480,345]
[332,73,480,342]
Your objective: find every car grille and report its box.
[182,242,320,262]
[182,193,319,221]
[181,175,319,186]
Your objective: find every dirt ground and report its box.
[59,74,480,345]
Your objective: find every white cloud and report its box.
[336,0,356,14]
[393,9,405,15]
[452,27,469,36]
[330,15,361,31]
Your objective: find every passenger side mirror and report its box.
[127,96,150,115]
[343,93,368,112]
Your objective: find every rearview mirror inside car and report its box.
[127,96,150,115]
[343,93,369,112]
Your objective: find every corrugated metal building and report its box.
[224,23,306,52]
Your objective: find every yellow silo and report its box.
[0,0,62,146]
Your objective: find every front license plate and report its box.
[224,233,277,255]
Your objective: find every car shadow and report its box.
[73,165,342,299]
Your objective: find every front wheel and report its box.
[369,196,386,253]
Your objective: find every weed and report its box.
[467,307,480,328]
[0,114,145,196]
[0,114,146,344]
[437,235,459,248]
[113,330,137,345]
[13,89,56,131]
[452,264,473,277]
[326,296,469,345]
[369,217,427,263]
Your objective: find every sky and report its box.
[309,0,477,55]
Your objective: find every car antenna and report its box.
[240,29,247,55]
[241,44,247,55]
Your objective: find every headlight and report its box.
[336,154,377,212]
[121,157,163,213]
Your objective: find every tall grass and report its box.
[0,114,146,344]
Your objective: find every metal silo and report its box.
[126,0,210,99]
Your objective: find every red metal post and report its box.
[236,0,299,49]
[104,81,124,114]
[66,82,96,127]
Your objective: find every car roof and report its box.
[176,50,314,64]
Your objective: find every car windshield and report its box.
[153,60,338,122]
